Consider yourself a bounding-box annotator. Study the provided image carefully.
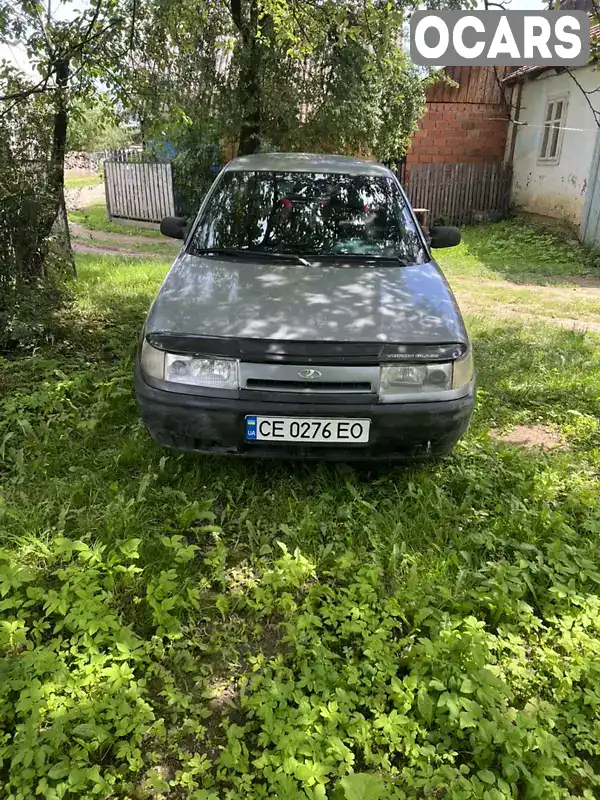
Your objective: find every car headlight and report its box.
[140,340,239,389]
[380,363,453,397]
[140,339,165,378]
[452,350,474,389]
[380,351,474,399]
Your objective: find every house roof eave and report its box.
[502,62,591,84]
[503,22,600,84]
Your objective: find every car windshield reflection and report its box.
[188,170,427,266]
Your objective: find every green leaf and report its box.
[72,723,97,739]
[119,538,141,559]
[294,763,314,782]
[417,689,434,723]
[459,711,478,729]
[478,769,496,785]
[48,763,70,780]
[340,773,385,800]
[215,594,229,616]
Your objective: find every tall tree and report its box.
[0,0,135,347]
[112,0,471,165]
[0,0,135,246]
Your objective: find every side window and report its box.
[539,95,568,165]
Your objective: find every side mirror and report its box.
[413,208,429,229]
[430,226,461,249]
[160,216,188,240]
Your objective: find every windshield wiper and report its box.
[192,247,311,266]
[310,253,412,266]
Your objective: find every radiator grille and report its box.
[245,379,372,393]
[239,362,379,394]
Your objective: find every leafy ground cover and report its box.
[1,221,600,799]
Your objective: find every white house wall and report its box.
[509,66,600,225]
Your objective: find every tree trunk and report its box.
[48,57,77,277]
[232,0,262,155]
[238,19,262,156]
[25,57,71,282]
[238,47,262,155]
[50,58,69,210]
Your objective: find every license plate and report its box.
[245,416,370,443]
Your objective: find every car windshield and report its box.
[188,170,428,265]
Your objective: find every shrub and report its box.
[0,90,72,352]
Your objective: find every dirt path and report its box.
[66,181,174,257]
[450,274,600,296]
[65,183,105,211]
[70,219,179,258]
[72,241,170,258]
[70,222,165,248]
[454,299,600,333]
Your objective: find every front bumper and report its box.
[135,364,475,461]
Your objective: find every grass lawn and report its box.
[1,222,600,799]
[69,201,165,238]
[440,216,600,282]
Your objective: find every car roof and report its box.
[224,152,393,177]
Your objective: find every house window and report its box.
[539,96,568,164]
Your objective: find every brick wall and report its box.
[406,67,510,165]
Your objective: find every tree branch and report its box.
[229,0,243,33]
[30,0,55,60]
[0,65,61,121]
[0,76,55,103]
[492,66,514,121]
[129,0,137,53]
[67,16,122,60]
[81,0,105,52]
[289,3,314,51]
[565,67,600,127]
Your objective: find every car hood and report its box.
[145,253,468,344]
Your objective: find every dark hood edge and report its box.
[145,332,467,364]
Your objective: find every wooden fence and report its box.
[103,150,511,228]
[396,162,512,227]
[104,151,175,224]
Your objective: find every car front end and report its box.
[135,153,475,461]
[136,341,474,460]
